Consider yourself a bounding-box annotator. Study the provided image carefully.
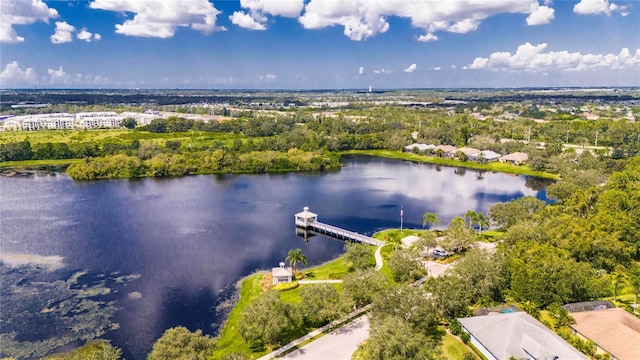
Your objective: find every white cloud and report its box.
[246,0,304,18]
[404,63,417,73]
[451,65,457,69]
[373,68,393,74]
[47,66,71,85]
[526,5,555,25]
[89,0,225,38]
[51,21,75,44]
[1,0,59,43]
[299,0,552,41]
[0,61,38,86]
[358,66,364,75]
[417,33,438,42]
[467,43,640,72]
[40,66,112,87]
[230,11,267,30]
[574,0,626,15]
[433,67,442,71]
[233,0,304,30]
[77,28,101,42]
[259,74,277,81]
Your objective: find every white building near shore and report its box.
[14,113,76,131]
[76,112,123,129]
[0,111,160,131]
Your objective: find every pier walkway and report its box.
[294,207,385,247]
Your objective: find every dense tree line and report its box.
[66,150,341,180]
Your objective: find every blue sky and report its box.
[1,0,639,89]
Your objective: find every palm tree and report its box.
[464,210,479,229]
[286,248,307,276]
[627,265,640,308]
[422,212,441,229]
[476,212,491,233]
[610,271,626,302]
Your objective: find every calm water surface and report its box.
[0,157,549,359]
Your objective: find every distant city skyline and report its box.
[1,0,639,89]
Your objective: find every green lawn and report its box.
[303,256,351,280]
[479,230,505,241]
[0,158,81,168]
[212,256,352,358]
[0,129,243,146]
[341,149,560,180]
[212,272,268,359]
[442,333,479,359]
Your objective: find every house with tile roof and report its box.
[500,152,529,165]
[568,307,640,360]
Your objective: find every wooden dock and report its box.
[295,207,384,247]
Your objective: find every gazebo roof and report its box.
[272,266,293,277]
[295,207,318,219]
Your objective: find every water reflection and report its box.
[0,156,548,359]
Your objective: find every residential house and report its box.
[404,143,435,153]
[469,150,501,163]
[565,306,640,360]
[500,152,529,165]
[456,147,481,158]
[458,312,588,360]
[434,144,457,157]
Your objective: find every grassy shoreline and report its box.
[1,149,559,180]
[212,255,353,359]
[340,149,560,180]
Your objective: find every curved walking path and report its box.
[374,245,383,271]
[280,315,370,360]
[298,279,343,284]
[258,244,385,359]
[257,305,372,360]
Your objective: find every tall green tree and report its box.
[344,242,374,270]
[361,316,441,360]
[442,217,476,252]
[237,292,299,351]
[299,283,350,327]
[508,241,608,307]
[628,264,640,307]
[343,269,390,309]
[370,285,440,338]
[422,212,440,229]
[609,271,626,302]
[147,327,216,360]
[489,196,546,228]
[413,231,437,256]
[464,210,479,229]
[44,340,122,360]
[388,250,427,283]
[285,248,307,275]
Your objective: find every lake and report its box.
[0,156,550,359]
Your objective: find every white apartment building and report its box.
[1,111,161,131]
[120,111,158,126]
[14,113,76,131]
[76,112,124,129]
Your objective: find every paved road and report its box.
[281,316,370,360]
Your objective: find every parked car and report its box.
[433,248,449,257]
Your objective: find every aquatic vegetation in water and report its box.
[0,262,140,359]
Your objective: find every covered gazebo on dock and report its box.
[295,207,318,228]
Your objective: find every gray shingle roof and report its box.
[458,312,588,360]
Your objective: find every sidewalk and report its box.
[257,305,372,360]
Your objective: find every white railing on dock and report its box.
[301,221,384,246]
